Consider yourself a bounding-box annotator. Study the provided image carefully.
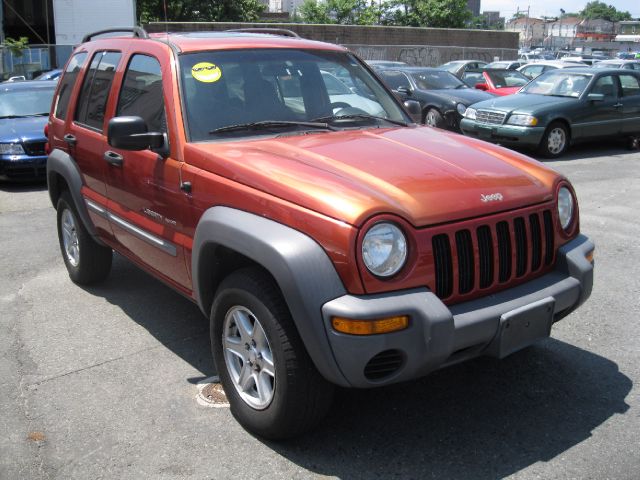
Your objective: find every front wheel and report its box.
[423,108,445,128]
[211,268,334,439]
[539,122,569,158]
[56,191,112,284]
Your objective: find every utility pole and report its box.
[525,5,530,48]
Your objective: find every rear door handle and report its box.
[614,103,623,108]
[103,151,123,167]
[63,134,77,146]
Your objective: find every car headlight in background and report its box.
[506,114,538,126]
[362,223,407,277]
[0,143,25,155]
[464,107,477,120]
[456,103,467,116]
[557,186,574,230]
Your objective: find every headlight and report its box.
[0,143,25,155]
[456,103,467,116]
[506,114,538,126]
[362,223,407,277]
[464,107,477,120]
[557,186,574,230]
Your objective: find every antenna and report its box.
[163,0,169,41]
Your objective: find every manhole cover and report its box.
[196,376,230,408]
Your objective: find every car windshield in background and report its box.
[485,70,530,88]
[521,71,592,97]
[592,62,622,69]
[411,70,466,90]
[0,87,56,118]
[180,49,408,141]
[440,62,464,73]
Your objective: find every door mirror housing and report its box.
[403,99,421,116]
[475,82,489,91]
[108,116,165,151]
[587,93,605,102]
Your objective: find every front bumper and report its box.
[0,154,48,180]
[321,234,594,388]
[460,118,545,147]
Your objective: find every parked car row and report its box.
[369,59,640,158]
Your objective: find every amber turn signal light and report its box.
[331,315,409,335]
[585,248,595,264]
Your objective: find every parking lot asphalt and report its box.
[1,142,639,480]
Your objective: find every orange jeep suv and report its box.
[46,27,594,439]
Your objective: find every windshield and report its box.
[593,62,621,69]
[411,70,466,90]
[521,71,592,97]
[484,70,530,88]
[440,61,464,73]
[0,87,55,117]
[180,49,407,141]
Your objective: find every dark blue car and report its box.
[0,80,56,180]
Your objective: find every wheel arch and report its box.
[192,206,350,387]
[46,148,103,243]
[545,117,572,141]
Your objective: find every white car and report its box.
[517,61,584,80]
[283,71,385,117]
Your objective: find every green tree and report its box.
[299,0,383,25]
[579,1,631,22]
[2,37,29,57]
[137,0,265,23]
[387,0,472,28]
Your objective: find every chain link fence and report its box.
[346,44,518,66]
[1,44,73,81]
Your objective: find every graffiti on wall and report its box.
[347,45,517,67]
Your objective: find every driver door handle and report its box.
[613,103,623,108]
[103,150,123,167]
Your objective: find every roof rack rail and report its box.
[82,27,149,43]
[225,28,300,38]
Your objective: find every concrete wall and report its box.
[145,22,519,64]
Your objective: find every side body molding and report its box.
[46,148,105,245]
[192,206,350,386]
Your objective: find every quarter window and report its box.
[75,51,122,131]
[117,54,166,132]
[54,52,88,120]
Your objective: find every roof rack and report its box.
[82,27,149,43]
[225,28,300,38]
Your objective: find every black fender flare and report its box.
[47,148,103,243]
[192,206,350,387]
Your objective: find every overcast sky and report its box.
[481,0,640,19]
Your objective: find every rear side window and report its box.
[116,54,166,132]
[54,52,88,120]
[619,74,640,97]
[75,51,122,131]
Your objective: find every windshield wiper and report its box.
[209,120,337,134]
[0,113,48,119]
[312,114,408,127]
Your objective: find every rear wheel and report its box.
[211,268,334,439]
[56,191,112,284]
[539,122,569,158]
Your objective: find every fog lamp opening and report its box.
[331,315,409,335]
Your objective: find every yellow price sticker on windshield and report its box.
[192,62,222,83]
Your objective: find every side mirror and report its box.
[403,100,421,116]
[107,116,165,151]
[475,83,489,91]
[587,93,605,102]
[397,86,412,96]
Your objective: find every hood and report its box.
[472,93,577,113]
[185,126,560,227]
[432,88,495,106]
[0,116,47,143]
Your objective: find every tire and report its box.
[56,191,112,284]
[423,108,445,128]
[211,268,334,439]
[539,122,569,158]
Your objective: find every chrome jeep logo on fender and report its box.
[480,193,504,202]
